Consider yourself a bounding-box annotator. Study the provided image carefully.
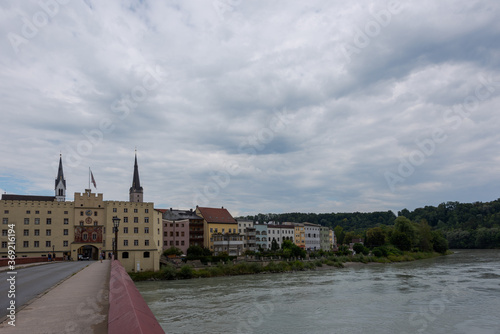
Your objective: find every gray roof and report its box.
[1,194,56,201]
[162,209,203,221]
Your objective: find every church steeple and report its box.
[55,154,66,202]
[129,150,143,202]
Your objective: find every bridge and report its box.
[0,259,164,333]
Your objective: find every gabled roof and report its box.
[197,206,236,224]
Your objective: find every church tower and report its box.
[129,151,143,202]
[55,154,66,202]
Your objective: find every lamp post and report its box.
[112,216,121,260]
[52,244,55,262]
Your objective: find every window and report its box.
[3,210,8,214]
[2,218,8,224]
[94,211,98,216]
[181,240,185,246]
[123,227,128,234]
[176,231,179,237]
[145,240,149,246]
[170,241,173,246]
[181,231,184,237]
[46,241,51,247]
[34,229,40,236]
[1,230,6,236]
[64,211,68,214]
[24,229,29,236]
[222,228,225,233]
[123,217,128,223]
[143,251,150,258]
[113,208,117,212]
[23,241,29,247]
[124,208,128,213]
[35,218,40,225]
[80,211,84,216]
[134,227,138,233]
[80,221,84,226]
[47,211,51,214]
[34,241,39,247]
[123,240,128,246]
[63,241,68,247]
[144,217,149,223]
[46,218,51,225]
[46,229,51,236]
[24,218,29,225]
[144,227,149,233]
[170,231,173,237]
[92,233,97,241]
[134,208,138,213]
[26,210,31,214]
[94,221,98,226]
[145,209,149,213]
[175,240,179,246]
[64,218,69,225]
[134,240,139,246]
[134,217,138,223]
[35,210,39,214]
[122,252,129,259]
[2,241,7,248]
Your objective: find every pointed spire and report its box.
[129,150,143,202]
[55,154,66,201]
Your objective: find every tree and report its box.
[365,227,386,248]
[343,231,361,245]
[270,238,279,251]
[352,243,365,255]
[186,245,212,259]
[431,231,449,253]
[418,220,433,252]
[394,216,417,248]
[333,225,345,245]
[163,247,183,257]
[281,240,306,258]
[390,230,412,251]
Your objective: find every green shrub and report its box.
[160,264,177,280]
[178,265,194,279]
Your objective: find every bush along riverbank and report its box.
[128,250,449,282]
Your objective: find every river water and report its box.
[135,250,500,334]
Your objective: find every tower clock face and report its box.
[85,210,92,216]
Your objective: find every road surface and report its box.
[0,261,93,319]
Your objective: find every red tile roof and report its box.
[197,206,236,224]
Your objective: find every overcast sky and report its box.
[1,0,499,217]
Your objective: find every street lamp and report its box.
[112,216,121,260]
[52,244,55,262]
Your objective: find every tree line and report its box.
[239,198,500,249]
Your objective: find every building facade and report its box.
[0,154,162,272]
[161,208,203,254]
[254,224,268,251]
[304,222,321,251]
[196,206,238,252]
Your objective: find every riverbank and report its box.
[129,251,448,281]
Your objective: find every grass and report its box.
[128,251,448,281]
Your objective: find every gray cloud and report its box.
[1,0,499,217]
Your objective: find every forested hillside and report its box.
[241,198,500,249]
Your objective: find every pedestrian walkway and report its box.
[0,259,110,334]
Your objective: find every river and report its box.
[135,250,500,334]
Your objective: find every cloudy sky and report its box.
[1,0,499,217]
